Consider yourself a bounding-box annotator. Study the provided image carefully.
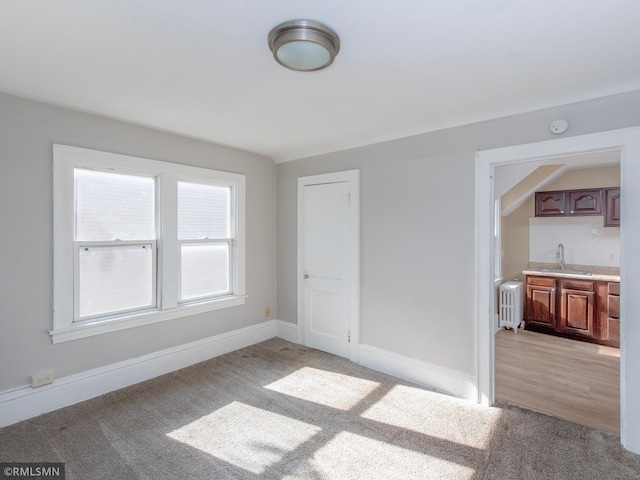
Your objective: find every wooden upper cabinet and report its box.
[604,188,621,227]
[535,191,566,216]
[567,189,602,216]
[535,187,613,219]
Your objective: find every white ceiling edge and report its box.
[3,81,640,165]
[0,87,276,163]
[2,1,640,163]
[274,82,640,163]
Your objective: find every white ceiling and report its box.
[2,1,640,162]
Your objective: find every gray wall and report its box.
[0,93,277,391]
[277,89,640,374]
[3,87,640,395]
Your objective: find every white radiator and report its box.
[499,281,523,331]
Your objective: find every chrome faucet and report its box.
[556,243,565,270]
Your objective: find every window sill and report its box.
[50,295,247,344]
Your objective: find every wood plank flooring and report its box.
[495,328,620,433]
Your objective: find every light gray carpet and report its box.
[1,338,639,479]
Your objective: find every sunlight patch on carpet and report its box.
[303,431,476,480]
[167,401,320,475]
[264,366,380,410]
[360,384,502,450]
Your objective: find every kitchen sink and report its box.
[540,268,592,276]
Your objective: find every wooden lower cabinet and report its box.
[558,279,596,339]
[599,281,620,347]
[525,275,619,347]
[525,276,556,331]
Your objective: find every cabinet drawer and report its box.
[608,282,620,295]
[527,276,556,287]
[561,279,595,292]
[608,295,620,319]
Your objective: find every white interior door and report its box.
[298,171,359,360]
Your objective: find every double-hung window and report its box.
[178,181,232,302]
[53,145,246,343]
[74,169,157,320]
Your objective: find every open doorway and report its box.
[475,126,640,454]
[494,154,620,433]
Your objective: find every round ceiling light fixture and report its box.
[268,20,340,72]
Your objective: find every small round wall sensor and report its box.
[550,119,568,134]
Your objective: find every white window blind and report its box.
[78,243,154,317]
[180,243,229,300]
[178,181,229,239]
[75,169,155,241]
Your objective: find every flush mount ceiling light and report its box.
[268,20,340,72]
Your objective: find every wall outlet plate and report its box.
[32,371,54,388]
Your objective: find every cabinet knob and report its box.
[304,274,309,279]
[560,210,565,214]
[570,210,574,214]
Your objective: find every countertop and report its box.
[523,262,620,282]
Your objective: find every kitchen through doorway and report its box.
[476,127,640,453]
[494,153,621,432]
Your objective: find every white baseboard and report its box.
[271,321,475,401]
[274,319,298,343]
[358,344,477,401]
[0,321,474,428]
[0,320,283,428]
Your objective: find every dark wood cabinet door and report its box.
[559,284,596,338]
[535,191,565,216]
[601,282,620,346]
[568,189,602,216]
[604,188,621,227]
[525,282,556,331]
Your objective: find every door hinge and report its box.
[348,193,351,205]
[348,331,351,342]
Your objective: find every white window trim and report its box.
[493,198,503,286]
[52,144,246,344]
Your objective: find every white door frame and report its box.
[475,126,640,454]
[297,170,360,362]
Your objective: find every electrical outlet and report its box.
[32,371,53,388]
[264,307,270,318]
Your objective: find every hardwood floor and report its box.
[495,328,620,433]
